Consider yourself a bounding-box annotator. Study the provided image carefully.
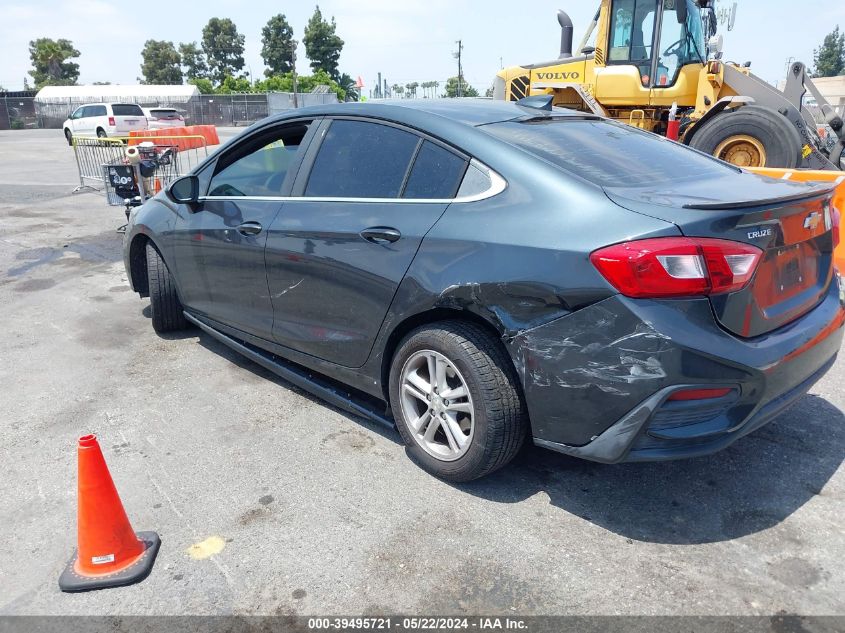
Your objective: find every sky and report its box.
[1,0,844,94]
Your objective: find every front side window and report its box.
[305,120,419,198]
[207,122,311,197]
[655,0,705,87]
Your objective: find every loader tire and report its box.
[689,105,802,169]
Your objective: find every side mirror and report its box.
[582,46,596,55]
[167,175,199,205]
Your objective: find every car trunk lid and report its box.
[605,174,838,338]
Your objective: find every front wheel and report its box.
[389,321,528,482]
[689,105,802,168]
[145,243,188,333]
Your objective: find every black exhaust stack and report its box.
[558,10,574,58]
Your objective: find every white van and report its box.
[63,103,148,144]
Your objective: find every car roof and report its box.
[77,102,140,107]
[267,98,585,128]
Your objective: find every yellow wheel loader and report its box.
[494,0,844,171]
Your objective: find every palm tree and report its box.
[392,83,402,98]
[433,80,440,98]
[337,73,359,102]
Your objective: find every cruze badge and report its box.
[804,212,822,230]
[747,228,772,239]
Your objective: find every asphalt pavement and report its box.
[0,128,843,617]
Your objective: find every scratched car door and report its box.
[265,118,469,367]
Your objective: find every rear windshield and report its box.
[482,118,737,187]
[112,104,144,116]
[150,109,178,116]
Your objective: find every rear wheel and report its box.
[689,105,802,168]
[389,321,528,482]
[64,128,73,146]
[145,243,188,333]
[96,128,107,139]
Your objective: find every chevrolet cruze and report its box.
[123,99,844,481]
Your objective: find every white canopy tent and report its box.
[35,84,199,105]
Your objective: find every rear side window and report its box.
[402,141,467,199]
[483,118,736,187]
[91,105,107,117]
[305,120,419,198]
[112,104,144,116]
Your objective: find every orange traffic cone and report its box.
[153,178,162,193]
[58,434,160,592]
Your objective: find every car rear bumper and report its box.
[510,278,845,463]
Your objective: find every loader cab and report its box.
[599,0,705,107]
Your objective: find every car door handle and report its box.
[360,227,401,244]
[237,221,263,236]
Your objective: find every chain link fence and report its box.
[0,92,339,130]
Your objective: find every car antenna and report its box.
[515,95,554,111]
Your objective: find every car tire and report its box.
[389,321,528,482]
[64,128,73,146]
[689,105,802,168]
[145,243,188,334]
[96,128,107,139]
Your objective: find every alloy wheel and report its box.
[399,349,475,461]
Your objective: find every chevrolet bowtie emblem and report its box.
[804,212,821,230]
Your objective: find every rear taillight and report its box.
[178,115,184,121]
[590,237,762,298]
[108,116,116,126]
[832,204,841,249]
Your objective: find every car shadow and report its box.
[189,327,403,445]
[143,310,844,544]
[457,394,845,544]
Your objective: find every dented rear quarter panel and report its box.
[366,152,682,440]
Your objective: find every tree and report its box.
[188,77,214,94]
[180,42,208,80]
[140,40,182,84]
[28,38,80,88]
[392,83,403,98]
[813,26,845,77]
[253,69,346,101]
[444,76,479,98]
[303,5,344,81]
[261,14,295,76]
[216,75,253,93]
[337,73,358,101]
[202,18,245,83]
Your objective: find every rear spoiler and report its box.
[682,183,836,210]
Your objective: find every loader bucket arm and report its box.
[721,63,841,171]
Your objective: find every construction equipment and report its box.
[494,0,844,171]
